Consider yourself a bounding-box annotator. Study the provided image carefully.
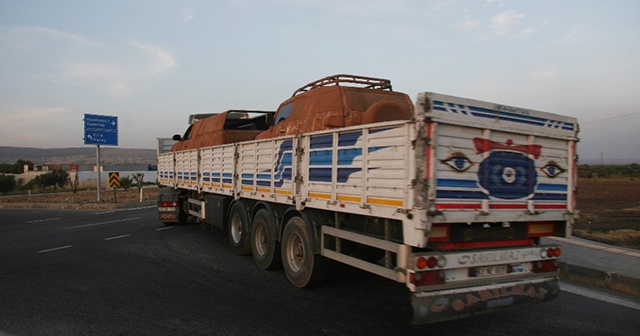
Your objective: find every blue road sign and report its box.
[84,114,118,146]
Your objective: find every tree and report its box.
[51,169,69,190]
[132,173,145,202]
[29,169,69,190]
[68,172,79,193]
[0,174,17,195]
[0,159,34,174]
[120,175,133,191]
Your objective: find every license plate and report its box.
[474,265,508,277]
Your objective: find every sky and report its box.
[1,0,639,163]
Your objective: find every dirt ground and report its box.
[573,179,640,250]
[2,179,639,249]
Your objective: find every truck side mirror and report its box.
[172,134,182,141]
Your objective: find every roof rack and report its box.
[291,74,393,97]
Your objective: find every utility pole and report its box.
[96,145,102,202]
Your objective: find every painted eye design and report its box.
[442,153,473,172]
[541,161,566,178]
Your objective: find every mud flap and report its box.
[411,278,559,324]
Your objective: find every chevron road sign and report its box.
[109,172,120,188]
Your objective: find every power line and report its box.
[582,112,640,126]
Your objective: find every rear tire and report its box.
[251,209,282,270]
[228,202,251,255]
[281,216,328,288]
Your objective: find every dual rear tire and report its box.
[227,202,328,288]
[251,209,281,270]
[280,216,328,288]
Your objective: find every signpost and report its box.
[109,172,120,203]
[84,114,118,202]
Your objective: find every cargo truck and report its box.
[157,74,578,323]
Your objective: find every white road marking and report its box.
[65,217,140,229]
[104,234,131,241]
[25,217,62,224]
[560,282,640,311]
[93,205,156,215]
[155,226,175,231]
[38,245,73,253]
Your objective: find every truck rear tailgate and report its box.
[418,92,578,228]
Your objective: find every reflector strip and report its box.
[490,204,528,209]
[437,203,563,210]
[366,197,404,207]
[337,195,361,203]
[534,204,566,209]
[528,222,556,237]
[275,189,292,196]
[428,224,449,242]
[309,192,331,199]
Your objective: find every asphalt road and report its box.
[1,207,638,336]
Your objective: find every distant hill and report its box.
[0,146,156,165]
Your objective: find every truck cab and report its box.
[255,74,413,139]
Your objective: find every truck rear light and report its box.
[540,247,561,258]
[532,260,558,273]
[416,257,427,269]
[416,256,446,270]
[160,201,177,207]
[528,221,556,237]
[410,270,445,287]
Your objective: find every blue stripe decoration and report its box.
[310,135,333,149]
[536,184,567,191]
[338,131,361,146]
[436,190,488,200]
[532,193,567,201]
[257,173,272,180]
[437,179,479,188]
[309,168,332,182]
[337,148,363,165]
[432,100,575,131]
[309,150,333,166]
[338,168,361,182]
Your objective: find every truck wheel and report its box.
[281,216,328,288]
[251,209,282,270]
[228,202,251,255]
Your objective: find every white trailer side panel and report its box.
[175,149,199,191]
[158,152,175,187]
